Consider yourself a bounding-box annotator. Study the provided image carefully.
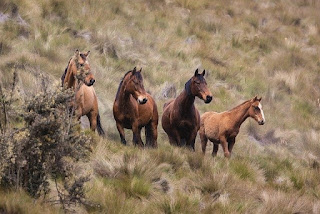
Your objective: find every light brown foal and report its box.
[199,96,265,158]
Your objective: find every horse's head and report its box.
[187,69,212,103]
[248,96,265,125]
[73,50,95,86]
[125,67,148,104]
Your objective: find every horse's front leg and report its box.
[171,128,182,146]
[220,136,230,158]
[116,122,127,145]
[132,122,144,147]
[87,111,97,132]
[187,129,198,151]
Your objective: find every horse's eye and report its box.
[80,63,84,67]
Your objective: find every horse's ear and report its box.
[84,51,90,57]
[202,70,206,76]
[194,68,199,76]
[253,95,258,101]
[258,97,262,102]
[132,67,137,74]
[139,68,142,73]
[75,49,80,56]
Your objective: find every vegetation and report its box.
[0,0,320,213]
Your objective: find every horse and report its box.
[161,69,213,150]
[199,96,265,158]
[61,49,105,136]
[113,67,158,147]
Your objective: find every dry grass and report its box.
[1,0,320,212]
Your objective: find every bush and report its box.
[0,77,92,209]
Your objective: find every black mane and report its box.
[185,79,192,95]
[61,58,72,87]
[115,70,143,100]
[115,70,132,100]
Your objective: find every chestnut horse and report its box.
[199,96,265,158]
[61,50,105,136]
[113,67,158,147]
[161,69,212,150]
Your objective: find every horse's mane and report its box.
[115,70,132,100]
[229,99,252,112]
[115,69,143,100]
[184,79,192,95]
[61,58,72,87]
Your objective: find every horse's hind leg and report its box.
[212,143,219,157]
[116,122,127,145]
[145,122,158,148]
[199,130,208,154]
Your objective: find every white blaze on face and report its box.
[258,103,265,123]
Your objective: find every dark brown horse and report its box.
[113,67,158,147]
[161,69,212,150]
[61,50,105,136]
[199,96,265,158]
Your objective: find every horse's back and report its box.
[163,99,174,110]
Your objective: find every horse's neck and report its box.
[229,101,251,128]
[176,90,195,113]
[67,75,77,89]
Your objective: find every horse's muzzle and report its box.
[258,120,265,125]
[87,79,95,86]
[204,95,212,104]
[138,98,148,104]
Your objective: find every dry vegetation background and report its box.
[1,0,320,213]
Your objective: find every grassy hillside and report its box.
[1,0,320,213]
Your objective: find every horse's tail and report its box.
[96,113,105,137]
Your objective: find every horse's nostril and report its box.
[205,95,212,103]
[143,98,148,103]
[91,79,95,84]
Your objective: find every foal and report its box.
[199,96,265,158]
[162,69,212,150]
[113,67,158,147]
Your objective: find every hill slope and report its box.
[1,0,320,213]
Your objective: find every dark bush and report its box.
[0,76,92,208]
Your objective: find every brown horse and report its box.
[161,69,213,150]
[199,96,265,158]
[61,50,105,136]
[113,67,158,147]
